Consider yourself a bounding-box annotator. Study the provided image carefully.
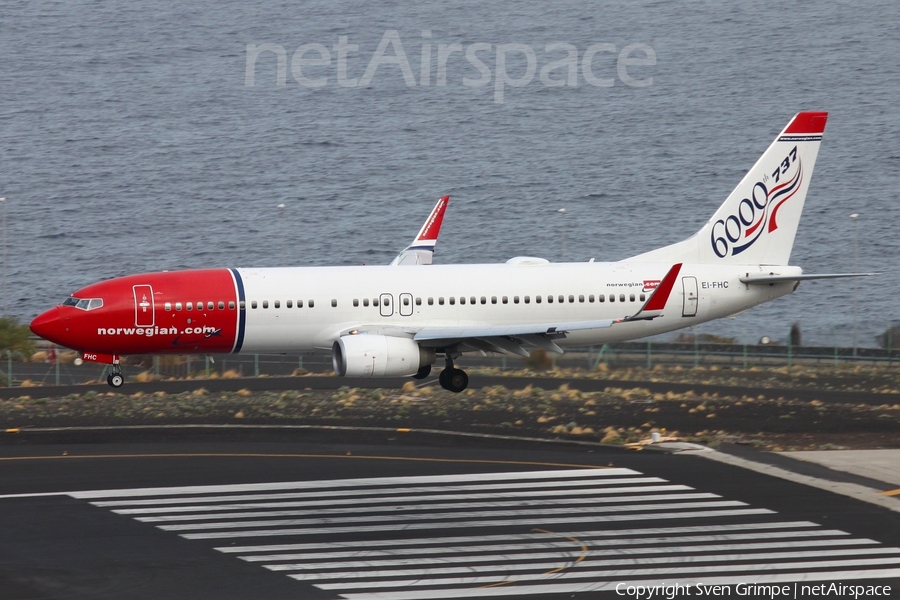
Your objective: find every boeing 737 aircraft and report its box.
[31,112,866,392]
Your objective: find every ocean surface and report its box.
[2,0,899,347]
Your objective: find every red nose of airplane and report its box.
[30,307,62,342]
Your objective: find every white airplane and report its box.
[31,111,869,391]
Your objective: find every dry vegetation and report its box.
[2,363,898,452]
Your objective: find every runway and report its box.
[1,440,898,599]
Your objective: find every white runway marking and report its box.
[72,467,900,599]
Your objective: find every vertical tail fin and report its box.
[627,112,827,265]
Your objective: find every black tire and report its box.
[438,368,449,390]
[413,363,432,379]
[108,373,124,388]
[446,368,468,393]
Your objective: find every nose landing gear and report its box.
[438,355,468,393]
[106,362,124,388]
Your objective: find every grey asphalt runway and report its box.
[1,433,898,599]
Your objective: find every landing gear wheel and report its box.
[107,373,124,388]
[413,364,432,379]
[439,368,448,388]
[442,368,468,393]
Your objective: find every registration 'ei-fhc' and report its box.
[31,112,868,392]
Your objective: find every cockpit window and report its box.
[64,297,104,311]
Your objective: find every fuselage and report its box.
[30,260,798,356]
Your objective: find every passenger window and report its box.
[640,293,646,302]
[207,302,214,310]
[383,298,390,306]
[535,296,541,304]
[228,301,235,310]
[353,299,359,307]
[308,299,315,308]
[428,297,434,305]
[287,300,293,308]
[251,301,258,309]
[491,296,497,304]
[164,302,172,311]
[262,300,269,309]
[449,297,456,305]
[513,296,519,304]
[460,297,466,305]
[470,296,476,305]
[374,298,379,307]
[502,296,508,304]
[558,295,564,303]
[610,295,615,303]
[629,294,635,302]
[363,298,369,307]
[598,295,605,303]
[274,300,280,308]
[416,297,422,305]
[175,302,182,311]
[187,302,193,311]
[481,296,486,304]
[239,301,245,310]
[589,295,595,302]
[568,295,575,303]
[331,299,337,307]
[219,301,226,310]
[579,295,585,303]
[524,296,530,304]
[197,301,203,310]
[619,294,626,302]
[547,295,553,303]
[438,297,444,305]
[403,297,409,306]
[298,299,304,308]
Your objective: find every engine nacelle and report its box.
[332,334,435,378]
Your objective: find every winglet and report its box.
[390,196,450,266]
[414,195,449,245]
[626,263,682,320]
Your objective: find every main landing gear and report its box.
[438,355,468,393]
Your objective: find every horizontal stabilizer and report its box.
[740,272,878,285]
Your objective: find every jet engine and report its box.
[332,334,435,378]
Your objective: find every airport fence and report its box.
[8,341,900,388]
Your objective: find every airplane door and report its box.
[682,277,698,317]
[379,293,393,317]
[133,285,155,327]
[399,293,413,317]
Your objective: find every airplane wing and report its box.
[410,264,683,356]
[389,196,449,266]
